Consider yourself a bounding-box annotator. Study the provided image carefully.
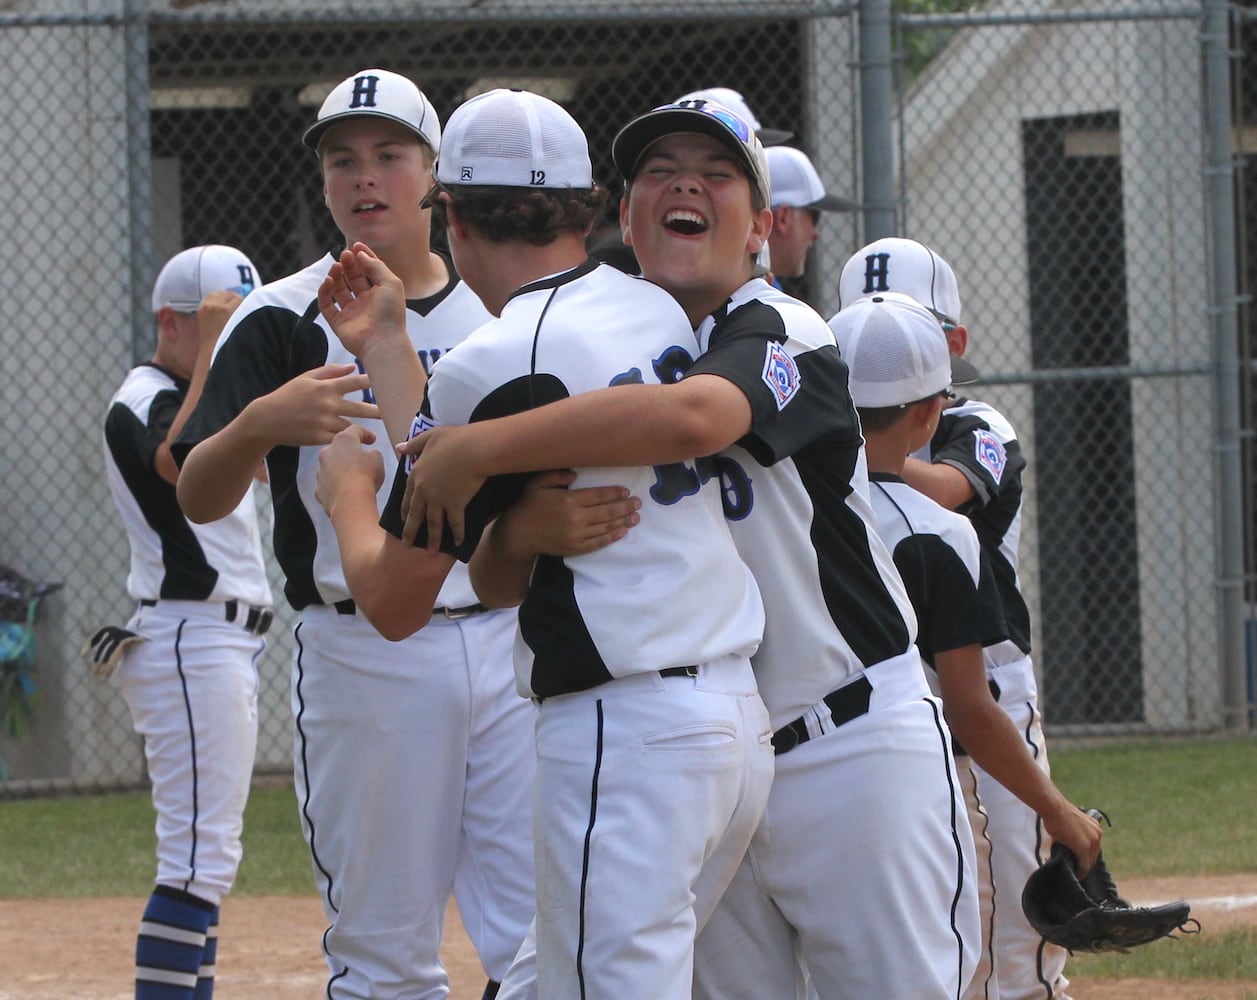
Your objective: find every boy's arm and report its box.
[901,456,975,511]
[154,291,243,485]
[319,244,429,449]
[179,363,377,522]
[934,645,1104,873]
[467,470,641,608]
[400,373,750,549]
[315,425,453,640]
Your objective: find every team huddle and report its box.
[99,67,1110,1000]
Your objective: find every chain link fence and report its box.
[0,0,1249,793]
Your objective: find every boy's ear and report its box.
[747,206,774,254]
[619,196,633,246]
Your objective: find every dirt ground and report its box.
[1,873,1253,999]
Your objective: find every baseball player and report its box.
[397,97,981,1000]
[763,144,857,286]
[97,244,270,999]
[171,71,541,999]
[314,86,773,1000]
[831,291,1105,1000]
[835,237,1073,999]
[591,85,789,276]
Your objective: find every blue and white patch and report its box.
[974,429,1006,483]
[404,413,438,474]
[761,341,801,411]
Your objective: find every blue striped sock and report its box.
[135,886,213,1000]
[192,905,219,999]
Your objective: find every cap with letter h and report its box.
[612,98,772,210]
[302,68,441,154]
[151,245,262,314]
[839,237,963,327]
[433,88,593,190]
[829,291,977,409]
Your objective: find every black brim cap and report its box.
[950,354,980,385]
[612,101,772,209]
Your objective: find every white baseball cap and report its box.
[830,291,978,408]
[433,88,592,190]
[675,87,793,146]
[302,69,441,153]
[151,244,262,313]
[839,237,963,325]
[612,99,772,210]
[765,145,858,212]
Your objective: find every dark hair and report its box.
[431,185,607,246]
[856,396,937,432]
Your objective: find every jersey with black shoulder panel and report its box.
[685,279,920,731]
[379,259,763,701]
[172,252,491,611]
[868,474,1008,670]
[105,363,272,605]
[917,398,1030,663]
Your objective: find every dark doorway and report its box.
[1022,111,1144,724]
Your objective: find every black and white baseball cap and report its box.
[765,146,859,212]
[675,87,793,146]
[612,99,772,210]
[838,237,963,326]
[433,88,592,190]
[151,244,261,314]
[302,69,441,153]
[830,292,978,408]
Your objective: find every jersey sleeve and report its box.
[685,300,862,466]
[930,410,1028,511]
[171,302,326,465]
[892,534,1008,665]
[379,371,570,562]
[104,391,173,482]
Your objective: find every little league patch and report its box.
[761,340,801,410]
[974,429,1006,483]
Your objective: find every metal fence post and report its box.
[124,0,153,365]
[859,0,896,239]
[1203,0,1247,730]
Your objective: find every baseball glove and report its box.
[80,625,147,680]
[1022,809,1199,954]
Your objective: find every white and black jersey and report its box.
[104,363,271,606]
[173,252,491,610]
[686,279,920,730]
[915,398,1030,663]
[868,474,1007,671]
[380,259,764,700]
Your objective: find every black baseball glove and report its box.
[1022,809,1200,954]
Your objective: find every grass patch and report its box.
[1069,927,1257,980]
[2,738,1256,902]
[1048,737,1257,877]
[0,784,314,897]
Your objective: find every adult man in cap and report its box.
[763,144,858,285]
[174,70,542,998]
[98,244,269,999]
